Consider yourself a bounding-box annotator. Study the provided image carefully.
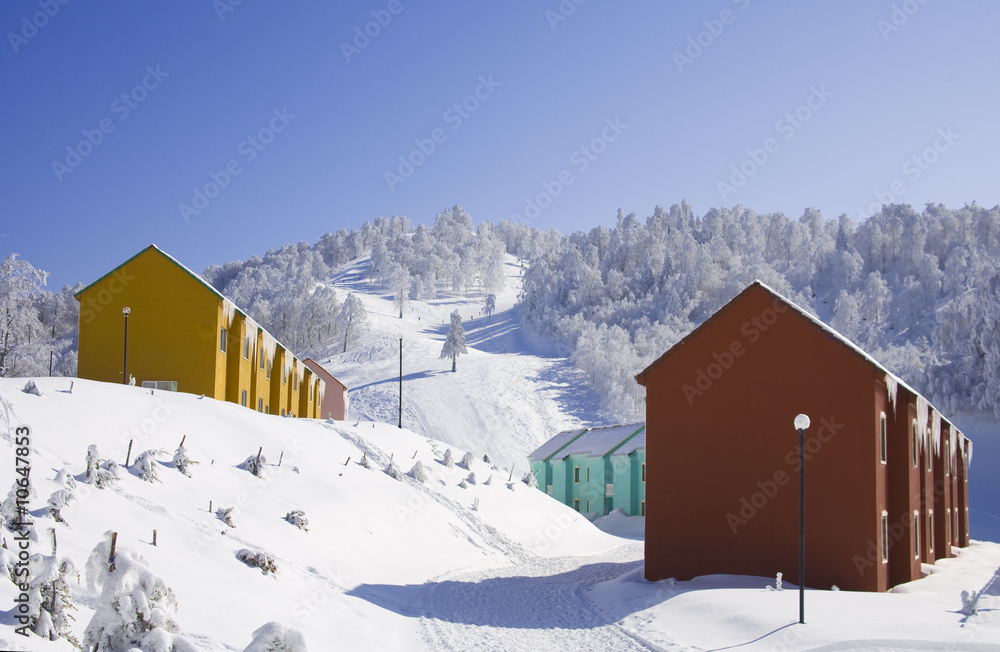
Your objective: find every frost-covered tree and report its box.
[83,534,198,651]
[0,254,48,377]
[336,293,370,352]
[172,445,195,477]
[243,622,309,652]
[440,310,467,372]
[459,451,475,470]
[409,460,428,483]
[442,449,454,468]
[131,450,161,483]
[284,510,309,532]
[483,294,496,320]
[27,553,79,646]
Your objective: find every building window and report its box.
[880,412,887,464]
[586,467,590,482]
[241,390,247,407]
[953,508,959,544]
[281,408,286,416]
[913,510,920,559]
[546,485,553,495]
[220,328,227,353]
[946,508,952,544]
[243,336,250,359]
[928,511,934,555]
[912,422,918,468]
[574,466,580,483]
[606,483,614,497]
[309,383,313,401]
[641,463,646,482]
[258,397,263,412]
[944,447,950,476]
[282,366,287,385]
[264,405,269,414]
[140,380,177,392]
[641,501,646,516]
[585,500,589,512]
[294,372,298,391]
[260,354,265,370]
[266,361,271,380]
[573,499,580,511]
[881,511,889,563]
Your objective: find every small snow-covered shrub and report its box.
[961,589,981,616]
[82,533,198,652]
[1,480,34,532]
[55,468,76,490]
[85,445,119,489]
[483,454,492,464]
[172,445,196,477]
[409,461,427,483]
[243,621,309,652]
[459,451,475,470]
[47,489,75,525]
[521,471,538,489]
[465,472,477,485]
[238,549,278,576]
[284,510,309,532]
[442,449,454,468]
[131,450,162,483]
[217,507,236,528]
[22,380,42,396]
[28,555,80,646]
[385,461,403,481]
[240,453,267,478]
[359,453,371,469]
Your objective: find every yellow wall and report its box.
[77,247,221,396]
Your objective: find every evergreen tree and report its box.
[440,310,467,372]
[484,294,496,320]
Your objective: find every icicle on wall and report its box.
[949,424,960,471]
[261,331,278,368]
[222,298,237,328]
[916,395,929,454]
[246,318,259,360]
[885,373,899,416]
[930,408,942,457]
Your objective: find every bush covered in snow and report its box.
[172,445,196,477]
[217,507,236,528]
[238,549,278,576]
[85,445,120,489]
[465,472,477,485]
[459,451,475,470]
[1,480,34,532]
[521,470,538,489]
[442,449,454,468]
[359,452,371,469]
[47,489,75,525]
[239,452,267,478]
[483,453,492,464]
[409,460,428,483]
[82,533,198,652]
[22,380,43,396]
[385,461,403,481]
[26,554,80,646]
[243,621,309,652]
[131,450,162,483]
[284,510,309,532]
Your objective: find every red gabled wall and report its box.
[639,284,888,592]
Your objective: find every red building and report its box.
[635,281,971,592]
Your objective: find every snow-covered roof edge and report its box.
[636,280,966,445]
[75,244,303,364]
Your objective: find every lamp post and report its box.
[793,413,810,625]
[122,307,131,384]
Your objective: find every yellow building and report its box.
[75,245,324,417]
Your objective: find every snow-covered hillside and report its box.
[1,377,999,650]
[314,255,609,471]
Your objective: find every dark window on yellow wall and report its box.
[241,390,247,407]
[243,336,250,359]
[258,398,263,412]
[294,372,298,391]
[266,362,271,380]
[220,328,227,353]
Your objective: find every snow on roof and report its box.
[536,423,645,460]
[636,280,963,440]
[528,427,587,462]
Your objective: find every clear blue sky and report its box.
[3,1,998,289]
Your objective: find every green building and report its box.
[528,423,646,517]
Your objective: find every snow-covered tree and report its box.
[440,310,468,372]
[284,510,309,532]
[131,450,161,483]
[83,534,198,651]
[483,294,496,320]
[243,622,309,652]
[442,449,454,468]
[459,451,475,470]
[172,445,195,477]
[336,293,370,352]
[0,254,48,377]
[409,460,428,483]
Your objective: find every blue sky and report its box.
[2,1,998,289]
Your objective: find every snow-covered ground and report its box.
[1,255,999,650]
[314,256,610,471]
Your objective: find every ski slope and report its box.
[314,256,610,471]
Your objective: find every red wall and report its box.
[640,284,889,591]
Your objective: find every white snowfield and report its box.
[0,255,998,650]
[0,378,998,651]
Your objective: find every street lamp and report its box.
[398,337,403,429]
[122,307,131,385]
[794,413,810,625]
